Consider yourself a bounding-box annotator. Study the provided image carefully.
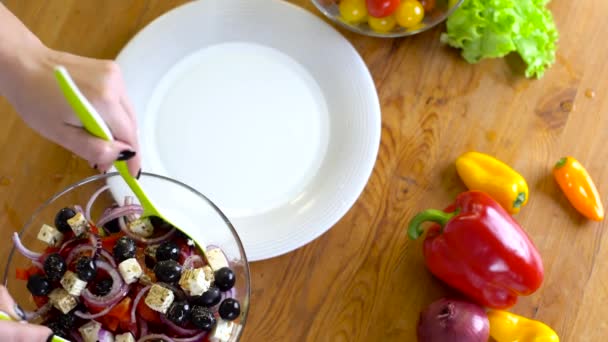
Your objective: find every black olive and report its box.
[191,286,222,307]
[218,298,241,321]
[27,274,51,296]
[155,241,180,262]
[75,257,97,282]
[166,301,191,326]
[103,218,121,234]
[54,207,76,233]
[113,236,136,262]
[93,278,113,296]
[190,306,216,331]
[46,320,69,338]
[150,216,174,230]
[44,253,67,281]
[57,313,76,330]
[154,260,182,283]
[214,267,236,291]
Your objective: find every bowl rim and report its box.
[310,0,465,38]
[2,171,251,339]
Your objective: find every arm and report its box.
[0,3,141,176]
[0,3,47,99]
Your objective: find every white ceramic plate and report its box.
[113,0,381,261]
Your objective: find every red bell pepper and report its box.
[408,191,544,309]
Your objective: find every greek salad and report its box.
[12,188,241,342]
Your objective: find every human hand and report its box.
[0,285,54,342]
[2,44,141,176]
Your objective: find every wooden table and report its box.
[1,0,607,340]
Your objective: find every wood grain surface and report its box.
[1,0,607,341]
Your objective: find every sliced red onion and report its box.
[160,314,199,336]
[82,260,126,307]
[99,249,117,267]
[66,244,95,265]
[96,205,143,228]
[12,233,42,261]
[65,244,115,267]
[138,314,148,338]
[131,285,152,324]
[59,237,81,254]
[173,331,208,342]
[85,185,110,221]
[74,205,84,214]
[98,328,114,342]
[24,302,51,321]
[74,299,120,319]
[182,255,203,270]
[137,334,175,342]
[32,260,44,270]
[121,221,177,245]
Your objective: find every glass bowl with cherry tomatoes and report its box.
[311,0,463,38]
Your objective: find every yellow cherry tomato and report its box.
[339,0,368,23]
[368,15,397,33]
[395,0,425,28]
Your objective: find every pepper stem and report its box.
[513,192,526,208]
[408,209,458,240]
[555,157,568,169]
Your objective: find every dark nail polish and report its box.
[136,168,142,180]
[46,333,55,342]
[117,150,136,161]
[14,303,25,320]
[93,164,98,170]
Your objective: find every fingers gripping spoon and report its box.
[53,66,204,253]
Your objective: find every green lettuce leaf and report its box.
[441,0,558,78]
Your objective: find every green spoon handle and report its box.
[53,66,157,216]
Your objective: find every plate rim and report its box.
[115,0,382,261]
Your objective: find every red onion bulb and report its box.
[417,298,489,342]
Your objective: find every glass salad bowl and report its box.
[311,0,463,38]
[3,172,250,342]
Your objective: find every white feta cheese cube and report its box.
[115,332,135,342]
[206,248,229,271]
[49,288,78,314]
[67,212,89,236]
[202,265,215,283]
[210,319,236,342]
[179,267,211,296]
[79,320,102,342]
[118,258,143,284]
[37,224,64,247]
[144,284,174,314]
[127,217,154,237]
[60,270,88,296]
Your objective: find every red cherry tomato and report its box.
[366,0,400,18]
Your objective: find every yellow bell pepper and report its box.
[455,151,529,214]
[488,310,559,342]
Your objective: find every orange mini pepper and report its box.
[553,156,604,221]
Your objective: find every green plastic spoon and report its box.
[53,64,204,256]
[53,65,163,219]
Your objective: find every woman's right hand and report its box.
[2,43,142,176]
